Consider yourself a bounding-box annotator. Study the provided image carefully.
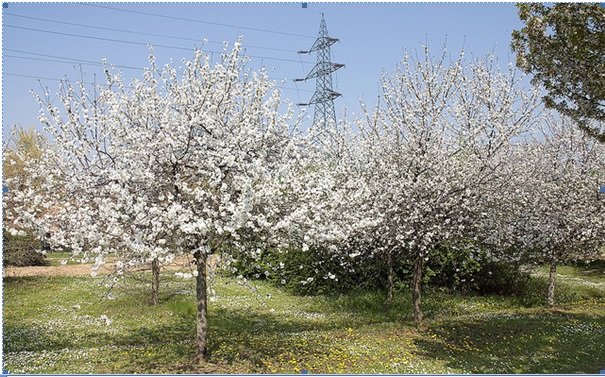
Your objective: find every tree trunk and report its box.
[386,250,394,305]
[547,261,557,307]
[151,257,160,305]
[412,255,424,327]
[194,250,209,363]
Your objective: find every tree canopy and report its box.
[511,3,605,143]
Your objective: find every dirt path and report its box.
[4,263,118,277]
[3,255,198,278]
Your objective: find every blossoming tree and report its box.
[497,115,605,306]
[355,49,540,326]
[5,42,305,362]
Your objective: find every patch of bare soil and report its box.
[3,263,115,277]
[3,255,199,278]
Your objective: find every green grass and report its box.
[3,264,605,374]
[535,260,605,284]
[44,251,81,266]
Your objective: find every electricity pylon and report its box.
[295,13,344,142]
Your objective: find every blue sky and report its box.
[2,2,523,138]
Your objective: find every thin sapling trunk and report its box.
[412,254,424,327]
[151,257,160,305]
[194,250,209,363]
[386,249,394,305]
[547,260,557,307]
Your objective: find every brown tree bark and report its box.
[386,249,394,305]
[151,257,160,305]
[194,250,209,363]
[547,260,557,307]
[412,254,424,327]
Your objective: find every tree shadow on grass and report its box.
[414,310,605,374]
[13,275,603,373]
[104,306,350,373]
[4,302,355,373]
[304,288,518,327]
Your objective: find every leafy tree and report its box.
[2,127,51,265]
[3,127,46,190]
[511,3,605,142]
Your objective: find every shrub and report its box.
[420,241,537,297]
[229,245,387,295]
[2,230,48,267]
[229,239,542,299]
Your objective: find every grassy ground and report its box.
[3,263,605,374]
[44,251,77,266]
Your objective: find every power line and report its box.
[5,24,190,50]
[82,3,315,39]
[5,72,98,86]
[4,12,298,54]
[5,71,313,93]
[4,24,314,65]
[4,52,143,71]
[5,48,102,62]
[4,50,312,92]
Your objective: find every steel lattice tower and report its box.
[296,13,344,135]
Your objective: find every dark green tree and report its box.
[512,3,605,142]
